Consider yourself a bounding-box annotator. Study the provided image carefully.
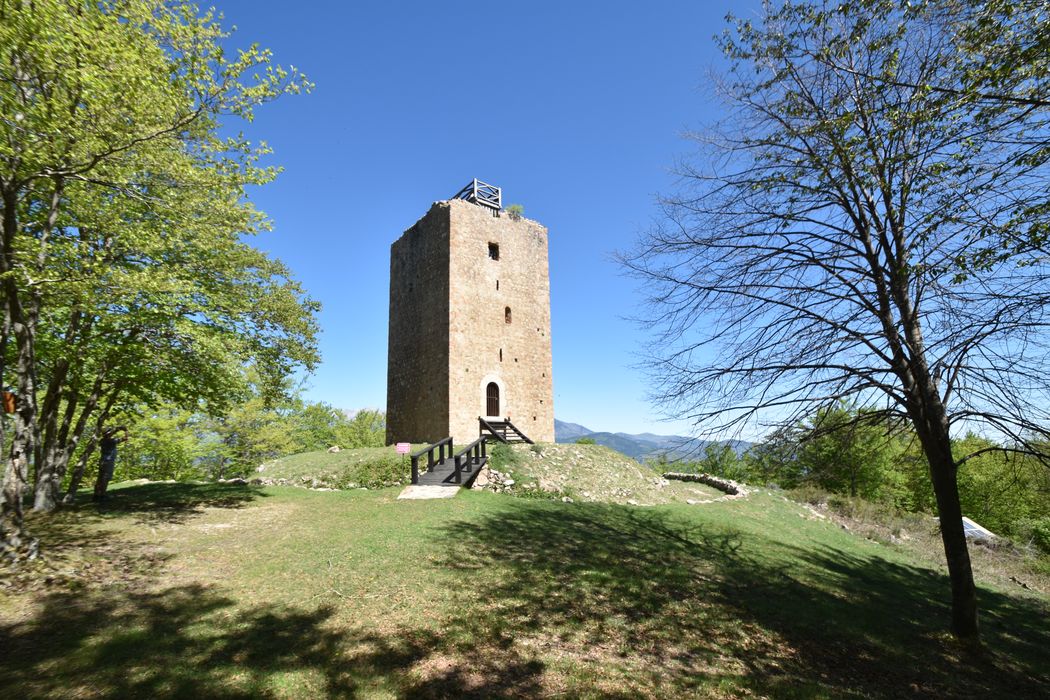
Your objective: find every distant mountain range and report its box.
[554,419,751,463]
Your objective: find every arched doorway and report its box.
[486,382,500,417]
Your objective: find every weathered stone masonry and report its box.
[387,198,555,446]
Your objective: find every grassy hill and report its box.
[255,444,428,490]
[486,443,726,505]
[1,467,1047,697]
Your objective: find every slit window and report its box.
[488,243,500,260]
[505,307,512,324]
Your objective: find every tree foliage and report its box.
[1,1,318,557]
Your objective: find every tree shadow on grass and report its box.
[68,482,270,525]
[0,588,547,699]
[8,483,269,594]
[0,584,361,698]
[4,495,1047,699]
[402,500,1050,698]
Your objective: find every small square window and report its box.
[488,243,500,260]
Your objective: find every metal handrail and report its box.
[452,178,501,210]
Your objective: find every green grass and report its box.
[1,482,1047,698]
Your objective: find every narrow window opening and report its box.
[499,349,503,362]
[486,382,500,416]
[488,243,500,260]
[505,307,512,324]
[496,279,499,290]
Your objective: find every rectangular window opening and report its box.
[488,242,500,260]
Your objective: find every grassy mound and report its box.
[1,483,1046,698]
[487,442,725,505]
[257,445,424,490]
[258,442,725,506]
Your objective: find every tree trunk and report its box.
[63,434,97,505]
[906,372,980,643]
[925,438,980,642]
[0,187,35,559]
[1,315,38,560]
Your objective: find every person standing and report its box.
[93,425,129,502]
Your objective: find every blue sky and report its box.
[217,1,760,435]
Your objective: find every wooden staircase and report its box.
[478,417,534,444]
[406,419,535,488]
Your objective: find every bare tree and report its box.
[624,0,1050,644]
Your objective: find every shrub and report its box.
[506,203,524,220]
[1016,517,1050,555]
[575,437,596,445]
[489,443,522,471]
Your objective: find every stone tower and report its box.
[386,190,554,446]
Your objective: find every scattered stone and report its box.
[561,496,574,503]
[327,445,341,453]
[662,472,748,498]
[627,499,640,506]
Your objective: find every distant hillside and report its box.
[554,419,750,463]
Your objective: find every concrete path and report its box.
[397,485,458,500]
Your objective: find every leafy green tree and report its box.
[119,410,209,482]
[798,406,903,500]
[289,402,349,452]
[742,427,805,489]
[339,409,386,450]
[1,1,316,557]
[954,435,1050,541]
[693,442,746,481]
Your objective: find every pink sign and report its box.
[395,442,411,454]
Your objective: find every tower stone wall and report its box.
[386,198,554,446]
[386,205,450,443]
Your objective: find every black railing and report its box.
[452,178,501,210]
[479,417,533,444]
[410,437,454,485]
[448,437,488,484]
